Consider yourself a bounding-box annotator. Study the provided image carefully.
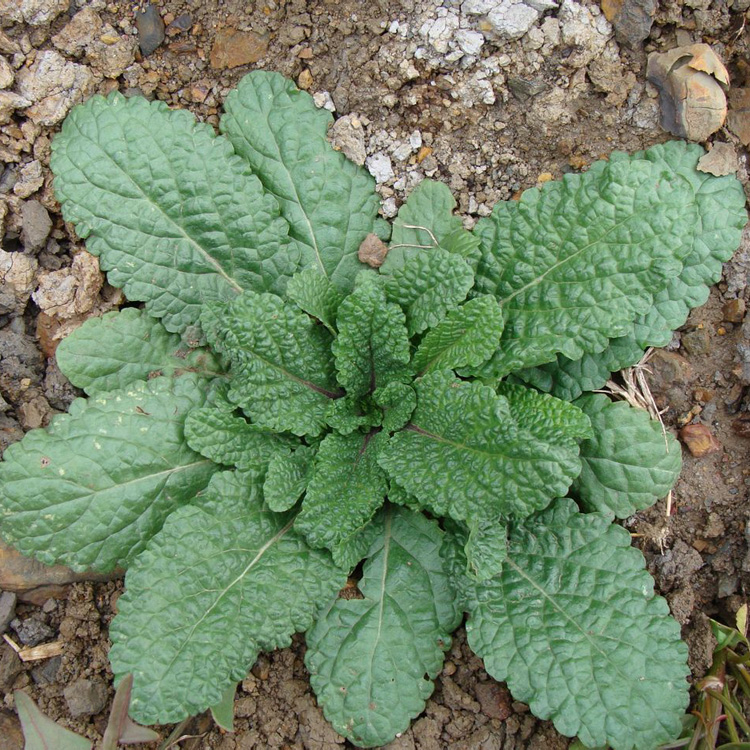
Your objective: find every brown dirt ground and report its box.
[2,0,750,748]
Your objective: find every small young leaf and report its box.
[201,291,341,436]
[332,274,412,399]
[51,92,297,333]
[0,375,216,572]
[185,405,296,473]
[378,371,588,525]
[571,394,681,518]
[381,246,475,335]
[109,470,345,725]
[464,516,508,581]
[324,396,382,435]
[263,446,314,512]
[14,691,93,750]
[286,267,345,333]
[374,382,416,433]
[465,499,689,750]
[56,308,224,395]
[210,683,236,733]
[101,674,159,749]
[221,71,381,292]
[306,506,460,748]
[472,151,699,376]
[295,431,388,568]
[413,295,504,375]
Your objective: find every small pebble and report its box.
[0,592,16,634]
[136,5,165,57]
[723,298,746,324]
[10,616,55,646]
[679,423,722,457]
[64,678,108,717]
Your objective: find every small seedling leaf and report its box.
[14,691,92,750]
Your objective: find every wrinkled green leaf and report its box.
[306,506,460,748]
[464,516,508,581]
[378,371,589,525]
[332,274,412,399]
[185,405,296,473]
[414,295,504,375]
[202,292,341,436]
[286,267,345,334]
[374,381,416,433]
[571,394,681,518]
[324,396,381,435]
[295,431,388,568]
[263,446,314,512]
[0,375,216,572]
[109,471,345,725]
[221,71,381,291]
[51,92,296,333]
[472,149,699,376]
[56,308,224,395]
[15,691,92,750]
[465,498,689,750]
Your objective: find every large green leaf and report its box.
[201,291,341,436]
[109,471,345,724]
[295,431,388,568]
[378,371,590,525]
[514,142,747,400]
[51,92,296,333]
[0,375,216,572]
[56,308,224,395]
[472,148,699,376]
[220,71,381,292]
[571,394,681,518]
[465,499,689,749]
[413,295,504,376]
[332,274,412,399]
[306,506,460,748]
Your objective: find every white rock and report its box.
[541,17,561,47]
[455,28,485,55]
[312,91,336,112]
[32,252,103,320]
[486,0,541,41]
[16,50,97,126]
[0,0,67,25]
[0,91,31,126]
[392,141,413,162]
[13,160,44,199]
[462,0,497,14]
[524,0,558,11]
[0,249,38,314]
[381,197,398,218]
[408,130,423,149]
[558,0,612,68]
[365,153,395,184]
[0,55,14,89]
[330,114,367,166]
[421,10,460,53]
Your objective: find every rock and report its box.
[420,9,460,53]
[681,326,710,355]
[647,44,729,142]
[16,50,97,127]
[13,160,44,199]
[679,423,722,457]
[21,199,51,251]
[601,0,656,47]
[0,55,14,89]
[64,678,108,717]
[31,655,61,685]
[330,114,367,165]
[0,31,20,55]
[587,40,637,106]
[10,615,55,646]
[17,393,53,430]
[0,592,17,634]
[455,28,485,55]
[136,4,165,57]
[53,8,137,79]
[732,414,750,438]
[0,91,32,126]
[485,0,542,41]
[0,710,23,750]
[0,249,38,315]
[723,298,746,323]
[209,28,268,69]
[0,0,67,25]
[32,251,103,320]
[728,88,750,147]
[358,234,389,268]
[313,90,335,112]
[297,68,313,90]
[365,152,395,183]
[0,646,23,693]
[475,681,512,720]
[697,142,738,176]
[558,0,612,69]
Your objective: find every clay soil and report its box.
[2,0,750,748]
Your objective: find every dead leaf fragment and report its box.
[646,44,729,142]
[697,142,738,176]
[679,423,722,457]
[358,233,388,268]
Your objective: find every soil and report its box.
[1,0,750,748]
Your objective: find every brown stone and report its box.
[679,423,722,457]
[728,88,750,147]
[209,29,268,70]
[358,233,389,268]
[732,413,750,438]
[722,298,746,324]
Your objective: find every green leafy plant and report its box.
[15,674,159,749]
[0,71,746,749]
